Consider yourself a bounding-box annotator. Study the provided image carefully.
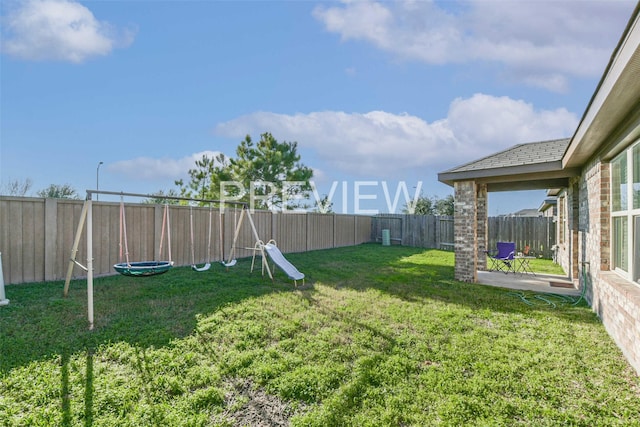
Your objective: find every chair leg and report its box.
[487,255,500,272]
[497,259,514,274]
[505,260,513,274]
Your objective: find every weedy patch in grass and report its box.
[1,244,639,426]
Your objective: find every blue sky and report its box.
[1,0,636,214]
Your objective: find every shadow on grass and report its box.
[58,347,94,427]
[1,244,597,374]
[0,260,287,373]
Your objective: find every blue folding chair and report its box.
[487,242,516,274]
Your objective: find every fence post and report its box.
[44,198,58,282]
[306,213,310,252]
[354,216,357,245]
[0,252,8,306]
[333,214,336,248]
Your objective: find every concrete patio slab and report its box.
[477,271,581,296]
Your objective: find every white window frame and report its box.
[611,139,640,284]
[558,194,566,245]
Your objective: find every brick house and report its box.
[538,196,557,218]
[438,4,640,373]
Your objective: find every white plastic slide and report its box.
[263,243,305,283]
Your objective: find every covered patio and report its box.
[477,270,580,297]
[438,138,580,284]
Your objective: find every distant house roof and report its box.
[538,197,557,212]
[510,208,542,217]
[438,138,580,191]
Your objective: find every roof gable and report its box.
[438,138,580,191]
[442,138,570,174]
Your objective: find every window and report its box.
[635,216,640,283]
[612,151,627,211]
[558,195,566,245]
[611,140,640,283]
[633,144,640,209]
[613,216,628,272]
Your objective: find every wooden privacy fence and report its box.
[0,197,372,285]
[372,214,556,258]
[371,215,455,249]
[487,216,556,259]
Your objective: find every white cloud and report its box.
[446,94,577,149]
[2,0,135,63]
[108,151,222,181]
[214,94,578,177]
[313,0,635,91]
[345,66,357,77]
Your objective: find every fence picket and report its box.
[371,214,555,257]
[0,196,557,285]
[0,196,374,285]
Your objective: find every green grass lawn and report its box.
[1,244,639,426]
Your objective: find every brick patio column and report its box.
[454,180,478,282]
[476,183,488,271]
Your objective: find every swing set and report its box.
[189,204,211,272]
[188,203,242,270]
[63,189,272,329]
[114,198,174,276]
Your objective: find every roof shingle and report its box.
[442,138,570,174]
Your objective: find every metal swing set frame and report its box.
[63,189,272,330]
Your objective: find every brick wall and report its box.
[579,159,610,296]
[454,180,478,282]
[593,272,640,374]
[579,156,639,375]
[555,178,581,280]
[570,179,580,279]
[556,190,571,275]
[477,183,488,272]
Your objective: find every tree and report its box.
[37,184,79,199]
[314,194,334,214]
[229,133,313,210]
[405,195,434,215]
[1,178,33,196]
[434,194,454,216]
[143,189,181,205]
[176,133,314,210]
[403,194,454,216]
[175,153,232,203]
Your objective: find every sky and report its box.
[0,0,637,214]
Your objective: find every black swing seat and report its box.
[114,261,173,277]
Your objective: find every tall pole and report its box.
[87,200,94,330]
[96,161,103,201]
